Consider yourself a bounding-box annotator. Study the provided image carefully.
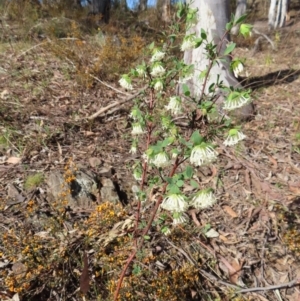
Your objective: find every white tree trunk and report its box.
[184,0,253,120]
[231,0,247,35]
[184,0,236,96]
[268,0,289,29]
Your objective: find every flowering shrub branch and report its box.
[114,5,253,300]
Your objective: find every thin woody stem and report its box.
[113,158,180,301]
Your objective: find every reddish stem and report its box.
[113,157,180,301]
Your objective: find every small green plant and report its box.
[0,135,9,148]
[265,53,273,66]
[24,173,44,191]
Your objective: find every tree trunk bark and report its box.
[139,0,147,11]
[184,0,253,120]
[90,0,111,23]
[157,0,171,23]
[231,0,247,35]
[268,0,289,29]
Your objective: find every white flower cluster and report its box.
[151,152,169,168]
[233,62,244,78]
[161,194,188,213]
[154,80,163,91]
[136,66,147,77]
[133,168,142,181]
[190,144,218,167]
[172,213,187,225]
[165,96,182,115]
[223,93,251,111]
[191,189,217,210]
[160,189,218,215]
[130,145,137,154]
[181,35,197,51]
[223,129,246,146]
[150,50,165,62]
[131,123,144,135]
[119,76,133,90]
[151,63,166,77]
[129,107,140,120]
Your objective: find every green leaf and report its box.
[161,137,173,147]
[161,226,170,234]
[144,235,151,240]
[176,180,184,188]
[165,177,174,185]
[234,14,247,25]
[184,165,193,179]
[169,33,176,42]
[190,179,199,189]
[133,264,142,275]
[203,223,211,233]
[182,84,190,96]
[240,24,253,38]
[194,38,203,48]
[199,69,207,80]
[148,42,155,50]
[200,29,207,40]
[224,42,236,55]
[208,82,216,93]
[226,21,233,31]
[167,184,180,194]
[190,131,203,145]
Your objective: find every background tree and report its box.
[156,0,171,23]
[231,0,290,33]
[231,0,247,35]
[269,0,290,29]
[139,0,147,11]
[183,0,254,120]
[89,0,111,23]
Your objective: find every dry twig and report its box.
[85,83,148,120]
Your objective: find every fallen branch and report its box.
[251,28,276,56]
[89,74,131,96]
[84,84,148,120]
[236,278,300,294]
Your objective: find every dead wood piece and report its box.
[85,84,148,120]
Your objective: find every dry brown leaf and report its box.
[219,234,228,242]
[218,256,237,275]
[89,157,101,168]
[202,165,218,184]
[195,109,202,120]
[223,205,238,218]
[288,181,300,187]
[268,155,278,168]
[288,181,300,195]
[228,258,245,286]
[190,289,197,299]
[84,131,94,136]
[188,209,201,226]
[6,157,21,164]
[250,172,262,195]
[289,185,300,195]
[1,89,9,99]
